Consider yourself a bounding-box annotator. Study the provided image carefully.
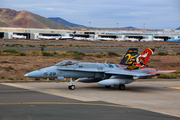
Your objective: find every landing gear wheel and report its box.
[105,86,111,88]
[68,85,75,90]
[118,84,125,90]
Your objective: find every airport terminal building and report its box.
[0,27,180,41]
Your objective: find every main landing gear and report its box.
[105,84,126,90]
[118,84,125,90]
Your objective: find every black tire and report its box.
[118,84,125,90]
[105,86,111,88]
[68,85,75,90]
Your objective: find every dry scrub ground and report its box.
[0,39,180,80]
[0,55,179,80]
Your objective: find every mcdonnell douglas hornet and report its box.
[24,48,176,90]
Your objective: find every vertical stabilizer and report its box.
[134,48,155,69]
[152,35,154,40]
[120,48,138,65]
[72,31,76,37]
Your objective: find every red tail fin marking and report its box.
[134,48,154,69]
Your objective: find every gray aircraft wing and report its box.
[105,69,176,77]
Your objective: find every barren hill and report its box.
[0,8,71,29]
[48,17,86,27]
[176,27,180,30]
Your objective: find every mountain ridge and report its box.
[176,27,180,30]
[1,8,175,30]
[48,17,86,28]
[0,8,71,29]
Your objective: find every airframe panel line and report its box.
[0,83,96,102]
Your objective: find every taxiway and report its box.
[0,81,180,120]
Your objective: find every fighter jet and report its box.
[24,48,176,90]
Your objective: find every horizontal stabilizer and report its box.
[148,70,176,75]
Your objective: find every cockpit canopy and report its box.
[55,60,79,66]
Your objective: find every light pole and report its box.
[143,23,145,33]
[26,18,29,28]
[89,22,91,30]
[89,22,91,34]
[143,23,145,29]
[117,23,119,35]
[26,19,29,39]
[58,20,61,30]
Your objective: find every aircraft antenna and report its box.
[105,60,107,63]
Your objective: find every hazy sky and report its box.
[0,0,179,29]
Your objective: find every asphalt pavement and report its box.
[0,82,180,120]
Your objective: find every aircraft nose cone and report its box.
[24,74,28,77]
[24,70,41,78]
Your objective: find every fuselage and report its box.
[26,61,117,78]
[25,60,157,80]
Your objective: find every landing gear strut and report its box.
[118,84,125,90]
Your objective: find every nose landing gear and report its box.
[65,78,79,90]
[68,85,75,90]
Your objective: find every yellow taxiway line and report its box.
[168,87,180,90]
[0,89,61,93]
[0,102,138,109]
